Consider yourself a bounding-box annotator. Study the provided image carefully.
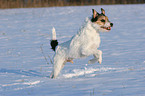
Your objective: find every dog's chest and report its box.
[86,33,101,49]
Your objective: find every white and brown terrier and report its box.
[50,8,113,78]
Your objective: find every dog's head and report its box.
[91,8,113,32]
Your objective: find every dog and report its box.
[50,8,113,79]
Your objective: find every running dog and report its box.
[50,8,113,78]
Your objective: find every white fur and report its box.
[52,27,56,40]
[50,17,109,78]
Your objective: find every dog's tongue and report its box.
[107,27,111,30]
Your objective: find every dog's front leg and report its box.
[88,50,102,64]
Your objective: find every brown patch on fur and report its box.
[94,15,108,26]
[67,59,73,64]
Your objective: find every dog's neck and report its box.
[78,17,100,35]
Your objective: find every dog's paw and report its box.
[50,73,54,79]
[98,60,102,64]
[98,58,102,64]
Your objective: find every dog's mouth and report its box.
[101,26,111,30]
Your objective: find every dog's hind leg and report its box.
[88,50,102,64]
[50,54,66,79]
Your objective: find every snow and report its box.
[0,4,145,96]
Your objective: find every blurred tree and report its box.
[0,0,144,9]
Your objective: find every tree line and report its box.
[0,0,144,9]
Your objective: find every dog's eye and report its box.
[101,19,105,22]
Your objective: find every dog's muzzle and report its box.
[101,23,113,30]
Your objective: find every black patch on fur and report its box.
[50,40,58,51]
[91,16,98,22]
[101,19,105,22]
[101,13,105,16]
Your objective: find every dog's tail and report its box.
[50,27,58,51]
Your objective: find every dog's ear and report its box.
[92,9,98,18]
[101,8,105,15]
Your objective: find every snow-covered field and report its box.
[0,4,145,96]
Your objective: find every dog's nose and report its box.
[110,23,113,27]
